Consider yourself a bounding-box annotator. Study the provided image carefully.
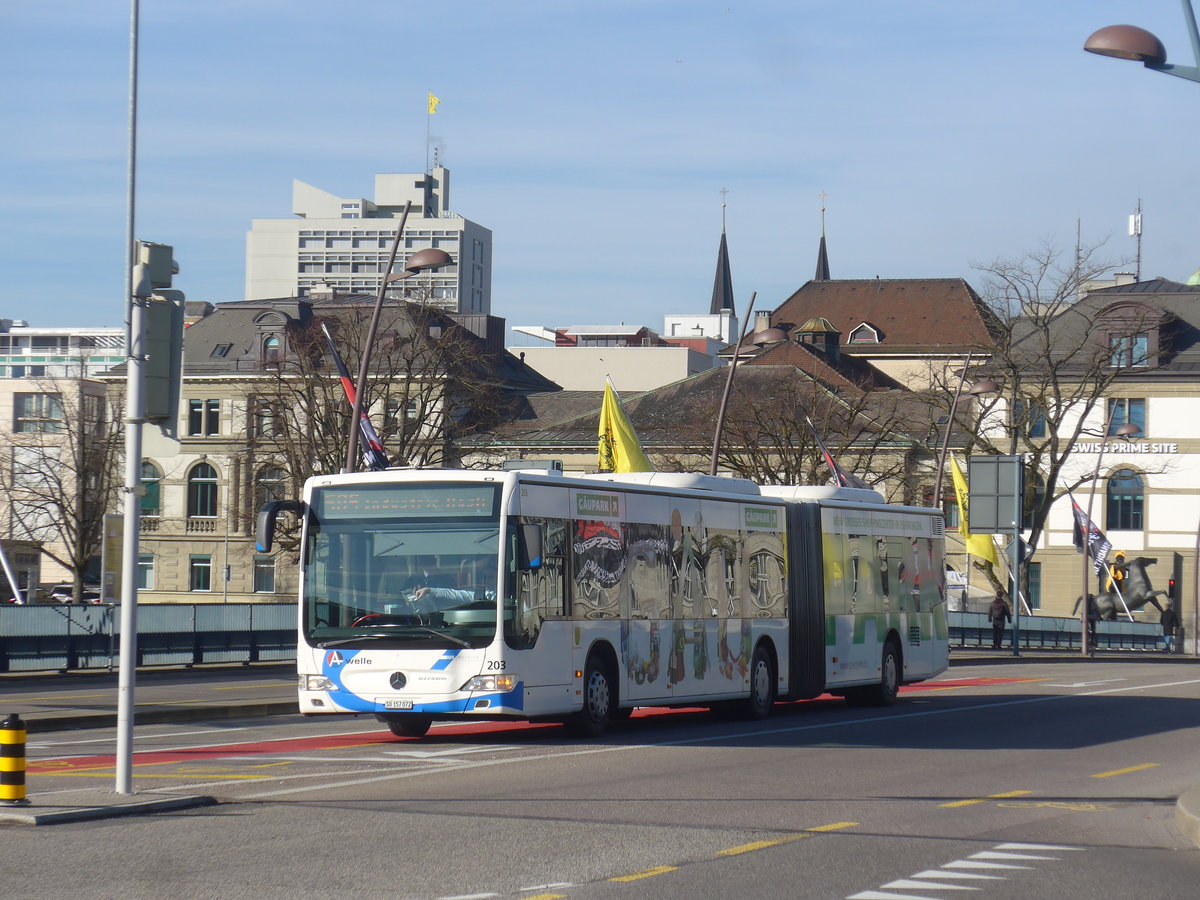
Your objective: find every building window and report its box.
[189,555,212,591]
[141,461,162,517]
[187,462,218,518]
[1107,398,1146,435]
[1012,398,1046,439]
[262,335,281,367]
[1027,562,1041,610]
[31,336,69,352]
[1109,333,1149,367]
[254,466,288,508]
[253,557,276,593]
[13,392,64,433]
[138,553,155,590]
[210,343,232,358]
[252,398,283,438]
[188,399,220,436]
[1022,469,1046,531]
[1106,468,1144,531]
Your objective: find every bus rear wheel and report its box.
[566,655,614,737]
[739,645,775,720]
[866,639,901,706]
[381,714,433,738]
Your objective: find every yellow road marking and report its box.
[522,895,567,900]
[998,801,1114,811]
[806,821,857,832]
[941,789,1032,808]
[1091,763,1158,779]
[718,821,858,856]
[609,865,678,882]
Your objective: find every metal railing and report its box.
[949,611,1167,652]
[0,603,295,673]
[0,605,1173,674]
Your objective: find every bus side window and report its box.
[508,517,567,649]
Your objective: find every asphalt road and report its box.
[3,656,1199,900]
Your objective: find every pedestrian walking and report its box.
[1160,599,1179,654]
[988,593,1011,650]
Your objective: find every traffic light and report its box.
[1168,577,1177,600]
[143,290,185,433]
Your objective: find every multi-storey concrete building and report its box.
[0,320,124,379]
[244,166,492,314]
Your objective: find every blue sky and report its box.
[4,1,1200,331]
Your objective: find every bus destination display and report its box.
[316,485,497,519]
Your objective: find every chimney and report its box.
[753,310,771,333]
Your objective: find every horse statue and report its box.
[1074,556,1169,621]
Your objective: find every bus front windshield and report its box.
[302,483,502,649]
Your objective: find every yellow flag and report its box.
[949,454,999,564]
[427,92,441,114]
[598,380,654,473]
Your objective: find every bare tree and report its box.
[0,371,123,598]
[930,239,1164,597]
[656,365,927,500]
[243,300,520,548]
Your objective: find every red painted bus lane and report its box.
[29,677,1033,773]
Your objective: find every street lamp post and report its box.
[1085,1,1200,84]
[1080,420,1140,656]
[341,203,453,474]
[1086,4,1200,659]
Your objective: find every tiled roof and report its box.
[769,278,997,351]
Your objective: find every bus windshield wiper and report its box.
[316,625,470,649]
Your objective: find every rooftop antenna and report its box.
[1129,198,1143,281]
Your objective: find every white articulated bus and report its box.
[257,465,949,738]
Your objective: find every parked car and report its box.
[47,584,102,604]
[5,588,50,605]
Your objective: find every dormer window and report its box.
[262,334,281,366]
[1109,333,1149,367]
[1097,301,1166,369]
[848,323,881,344]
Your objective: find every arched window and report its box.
[1022,468,1046,531]
[262,334,281,366]
[141,461,162,517]
[187,462,218,518]
[255,466,288,508]
[1106,468,1143,531]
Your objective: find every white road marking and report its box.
[909,872,1002,881]
[881,879,980,891]
[1043,679,1125,688]
[235,677,1200,800]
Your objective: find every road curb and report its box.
[0,794,217,826]
[1176,784,1200,849]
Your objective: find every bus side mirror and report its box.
[517,523,543,570]
[256,500,305,552]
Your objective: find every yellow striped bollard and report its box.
[1,713,31,806]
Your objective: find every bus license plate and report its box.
[383,699,413,710]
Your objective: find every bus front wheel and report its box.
[566,655,613,737]
[381,715,433,738]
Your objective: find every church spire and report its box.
[814,192,831,281]
[710,188,735,315]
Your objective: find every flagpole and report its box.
[710,292,756,476]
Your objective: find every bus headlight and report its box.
[300,674,337,691]
[462,673,518,692]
